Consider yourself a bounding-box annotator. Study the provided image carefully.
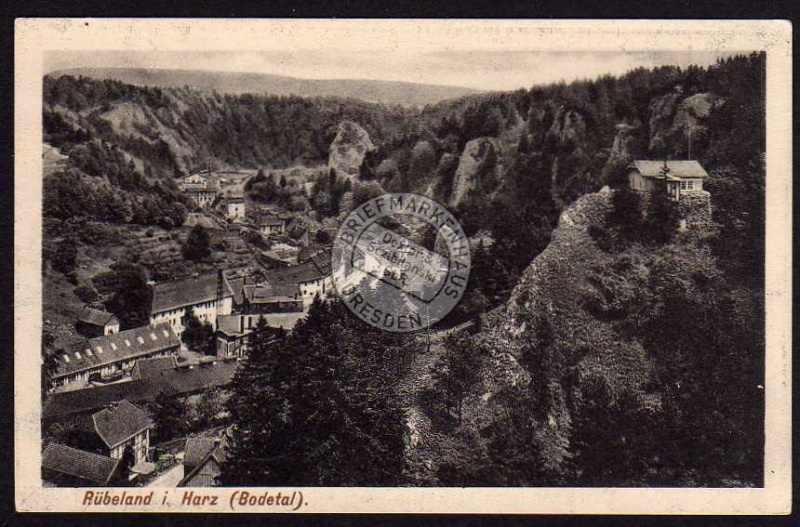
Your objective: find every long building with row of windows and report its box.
[50,323,181,390]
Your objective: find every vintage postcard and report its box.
[14,19,792,513]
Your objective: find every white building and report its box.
[226,197,246,221]
[263,249,333,308]
[148,272,234,336]
[627,160,708,200]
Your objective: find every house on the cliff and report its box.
[627,160,708,201]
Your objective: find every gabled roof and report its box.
[262,312,306,331]
[245,284,301,303]
[184,187,217,194]
[78,307,118,327]
[184,435,228,470]
[264,261,326,286]
[42,443,119,485]
[179,434,228,486]
[150,273,234,315]
[310,248,333,275]
[90,400,153,449]
[259,215,286,227]
[216,315,246,337]
[628,160,709,179]
[54,323,180,379]
[131,356,179,380]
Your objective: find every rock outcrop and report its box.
[648,90,725,154]
[328,121,375,179]
[546,105,587,149]
[600,123,638,183]
[449,137,500,208]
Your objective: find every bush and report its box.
[74,283,100,303]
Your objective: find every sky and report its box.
[45,49,738,92]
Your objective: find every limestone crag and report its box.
[449,137,500,208]
[328,121,375,179]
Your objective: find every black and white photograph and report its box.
[14,19,791,514]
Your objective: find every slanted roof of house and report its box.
[184,435,228,470]
[42,443,120,485]
[310,248,333,275]
[245,284,301,303]
[184,187,217,194]
[297,245,320,263]
[44,361,239,422]
[90,399,153,449]
[132,356,179,380]
[217,315,246,337]
[264,261,326,286]
[150,273,234,315]
[259,215,286,227]
[78,307,118,327]
[628,160,709,179]
[262,312,306,331]
[54,323,180,379]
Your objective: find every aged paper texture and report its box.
[15,19,792,513]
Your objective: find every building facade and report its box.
[148,272,234,336]
[627,160,708,200]
[51,323,181,390]
[76,306,120,337]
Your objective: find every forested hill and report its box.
[44,74,415,174]
[43,53,765,282]
[50,67,483,108]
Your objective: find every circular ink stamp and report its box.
[331,193,470,332]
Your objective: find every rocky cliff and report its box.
[449,137,501,207]
[649,89,725,155]
[328,120,376,179]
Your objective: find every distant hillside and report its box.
[49,67,483,108]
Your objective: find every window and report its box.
[62,354,70,363]
[150,333,158,341]
[137,336,145,344]
[687,181,694,190]
[163,330,170,338]
[86,349,94,357]
[124,339,131,347]
[74,351,81,360]
[680,181,688,190]
[110,343,116,351]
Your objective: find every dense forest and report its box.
[42,53,766,486]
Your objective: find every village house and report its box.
[148,271,234,336]
[52,400,153,470]
[180,173,209,190]
[225,196,246,221]
[130,356,179,380]
[41,442,121,487]
[179,430,231,487]
[627,160,708,200]
[257,213,287,236]
[50,323,181,391]
[241,283,304,314]
[184,187,218,209]
[76,306,120,337]
[215,314,295,358]
[263,249,333,308]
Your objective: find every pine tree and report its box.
[222,300,409,486]
[182,224,211,261]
